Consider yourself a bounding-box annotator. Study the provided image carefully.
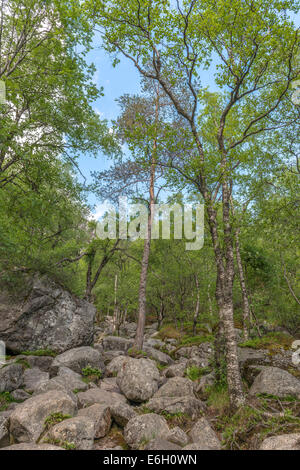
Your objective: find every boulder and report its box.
[249,367,300,399]
[50,347,105,376]
[238,347,267,368]
[184,443,214,450]
[164,362,187,378]
[195,372,215,394]
[23,367,49,393]
[0,363,23,392]
[56,367,89,392]
[11,389,31,402]
[155,377,195,398]
[9,390,77,443]
[110,402,137,428]
[103,351,125,364]
[143,346,174,366]
[106,356,128,377]
[77,388,126,409]
[188,417,221,450]
[0,416,9,448]
[78,404,111,438]
[116,358,160,403]
[259,433,300,450]
[44,416,95,450]
[124,413,170,450]
[0,443,64,450]
[168,426,189,447]
[0,276,95,354]
[34,377,83,398]
[144,339,166,349]
[102,336,133,352]
[99,377,121,394]
[15,355,53,372]
[144,439,181,450]
[146,396,205,420]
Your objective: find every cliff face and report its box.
[0,275,95,354]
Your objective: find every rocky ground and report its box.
[0,278,300,451]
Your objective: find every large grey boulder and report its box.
[168,426,189,447]
[144,338,166,349]
[195,372,215,394]
[116,358,160,403]
[57,367,89,392]
[0,416,9,448]
[106,356,128,377]
[78,404,111,438]
[143,346,174,366]
[77,388,126,409]
[34,368,88,396]
[147,376,204,419]
[155,377,195,398]
[238,347,267,368]
[0,443,64,450]
[259,433,300,450]
[110,402,137,428]
[188,417,221,450]
[249,367,300,399]
[11,389,31,402]
[0,276,96,354]
[23,368,49,393]
[102,336,133,352]
[144,439,181,450]
[124,413,170,449]
[99,377,121,394]
[9,390,77,443]
[146,396,205,420]
[14,355,53,372]
[0,363,23,392]
[164,361,187,378]
[184,443,214,450]
[50,347,105,376]
[44,416,95,450]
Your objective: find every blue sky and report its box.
[79,11,300,216]
[78,45,217,214]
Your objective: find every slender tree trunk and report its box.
[231,199,251,340]
[193,274,200,336]
[207,282,213,318]
[206,181,245,409]
[157,299,164,330]
[134,85,159,350]
[113,274,118,334]
[235,227,251,340]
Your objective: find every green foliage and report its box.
[179,335,214,347]
[43,438,76,450]
[185,366,211,382]
[239,332,293,351]
[44,412,72,431]
[128,348,147,358]
[206,384,230,413]
[217,405,300,450]
[0,392,16,411]
[21,349,57,357]
[14,359,31,369]
[81,366,102,381]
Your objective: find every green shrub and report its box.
[21,349,57,357]
[185,366,211,381]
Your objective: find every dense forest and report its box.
[0,0,299,453]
